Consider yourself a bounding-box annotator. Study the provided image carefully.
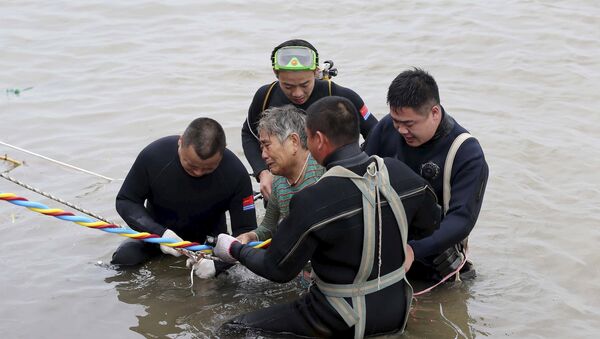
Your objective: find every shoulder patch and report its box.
[242,195,255,211]
[359,104,371,120]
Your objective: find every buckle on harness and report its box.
[366,162,377,177]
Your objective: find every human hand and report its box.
[160,229,184,257]
[259,170,273,201]
[404,244,414,273]
[186,258,217,279]
[213,233,240,264]
[236,231,258,244]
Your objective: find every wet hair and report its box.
[258,105,307,149]
[271,39,319,68]
[387,68,440,115]
[306,96,359,147]
[181,117,226,159]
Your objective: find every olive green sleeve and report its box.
[254,187,281,241]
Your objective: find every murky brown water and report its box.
[2,1,599,338]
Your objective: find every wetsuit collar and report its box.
[421,106,455,147]
[323,143,369,170]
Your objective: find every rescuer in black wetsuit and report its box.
[214,96,441,338]
[242,39,378,201]
[112,118,257,278]
[364,68,489,282]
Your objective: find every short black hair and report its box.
[387,68,440,115]
[271,39,319,67]
[306,96,359,147]
[181,117,226,159]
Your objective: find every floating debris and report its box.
[5,87,33,97]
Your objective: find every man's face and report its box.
[260,130,294,177]
[178,140,222,177]
[389,105,441,147]
[277,70,316,105]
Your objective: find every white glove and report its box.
[160,229,183,257]
[213,233,239,264]
[186,258,216,279]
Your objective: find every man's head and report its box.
[271,39,319,105]
[258,105,307,177]
[387,68,442,147]
[305,96,359,164]
[178,117,226,177]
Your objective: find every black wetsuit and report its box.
[223,144,440,337]
[242,79,379,178]
[364,108,488,280]
[112,136,257,266]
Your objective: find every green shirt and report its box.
[254,155,325,241]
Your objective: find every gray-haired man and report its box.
[237,105,325,244]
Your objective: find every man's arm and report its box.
[230,192,318,283]
[241,86,270,178]
[363,118,384,156]
[237,181,281,243]
[407,185,442,244]
[228,165,259,236]
[115,151,166,236]
[409,140,488,259]
[242,86,274,199]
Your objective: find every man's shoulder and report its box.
[379,156,429,189]
[378,114,395,128]
[147,135,178,147]
[369,114,395,134]
[140,135,178,158]
[446,118,485,156]
[293,171,334,197]
[255,82,276,95]
[210,149,252,191]
[381,156,417,176]
[298,167,359,198]
[249,82,278,106]
[288,178,332,216]
[453,136,486,167]
[328,80,361,100]
[364,115,399,155]
[220,148,247,170]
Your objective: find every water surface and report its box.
[1,1,599,338]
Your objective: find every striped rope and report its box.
[1,192,209,252]
[0,172,264,224]
[0,172,113,223]
[0,192,269,253]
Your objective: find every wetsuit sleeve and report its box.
[332,82,379,139]
[228,169,258,236]
[254,185,280,240]
[115,150,166,236]
[363,118,384,156]
[242,86,270,179]
[407,186,442,241]
[409,139,489,259]
[229,192,318,283]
